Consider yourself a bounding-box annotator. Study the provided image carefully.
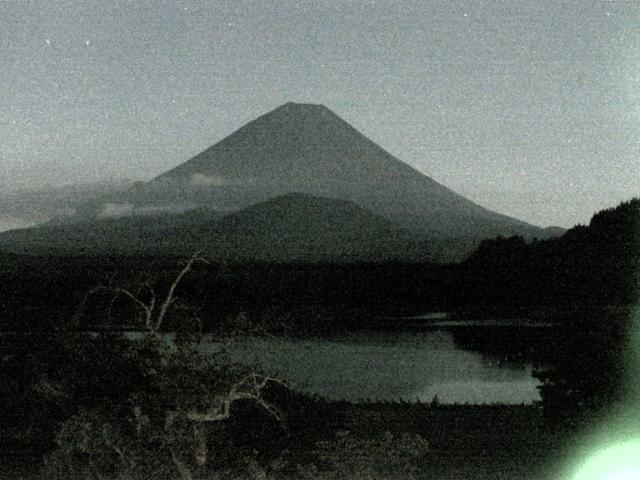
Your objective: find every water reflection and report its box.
[206,331,542,404]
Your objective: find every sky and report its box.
[1,0,639,228]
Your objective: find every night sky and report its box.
[2,0,639,227]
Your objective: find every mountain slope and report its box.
[2,103,557,261]
[145,102,545,244]
[199,193,430,263]
[0,194,431,262]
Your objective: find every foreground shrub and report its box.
[36,330,289,480]
[262,431,428,480]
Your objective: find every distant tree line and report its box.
[457,198,639,308]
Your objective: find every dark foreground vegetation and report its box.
[2,316,626,479]
[0,325,570,479]
[0,199,637,478]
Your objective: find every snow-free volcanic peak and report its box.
[149,102,545,244]
[25,102,555,261]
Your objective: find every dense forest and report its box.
[457,198,639,308]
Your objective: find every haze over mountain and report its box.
[0,180,133,233]
[0,102,561,261]
[0,193,434,262]
[0,206,222,257]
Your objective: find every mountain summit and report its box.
[4,103,554,261]
[148,102,545,241]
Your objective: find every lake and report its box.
[200,329,543,405]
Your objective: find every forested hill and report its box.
[456,198,640,307]
[0,199,636,332]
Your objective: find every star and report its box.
[45,39,51,45]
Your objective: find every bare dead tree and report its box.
[72,251,208,333]
[68,251,288,478]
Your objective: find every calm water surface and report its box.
[201,330,541,405]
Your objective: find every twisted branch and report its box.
[155,251,208,332]
[185,374,284,423]
[72,252,208,333]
